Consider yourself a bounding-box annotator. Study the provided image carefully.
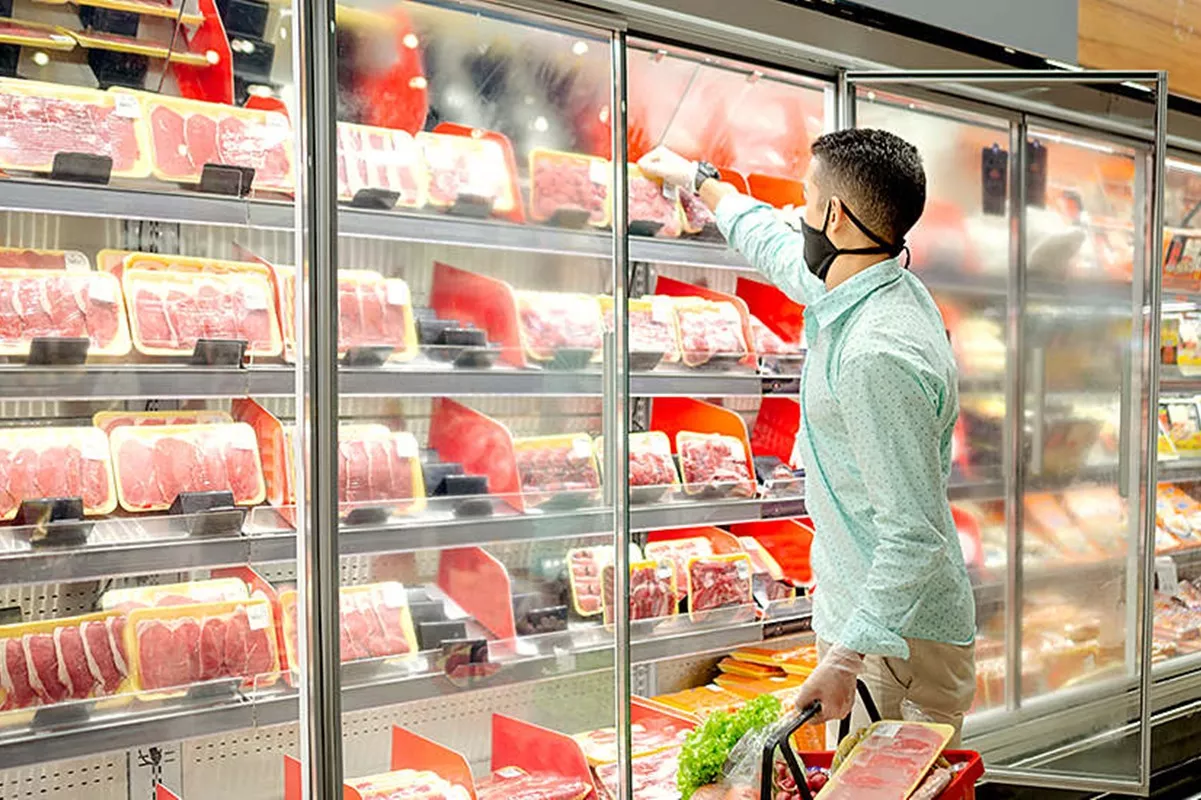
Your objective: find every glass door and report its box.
[847,70,1166,795]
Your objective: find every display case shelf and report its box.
[1160,366,1201,394]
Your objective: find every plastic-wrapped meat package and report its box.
[93,409,232,434]
[513,434,601,507]
[567,546,606,616]
[0,78,150,177]
[0,270,131,356]
[673,300,748,367]
[337,122,426,207]
[687,554,753,618]
[0,426,117,521]
[0,247,88,271]
[573,723,689,765]
[346,770,472,800]
[528,148,610,227]
[280,582,417,667]
[817,721,953,800]
[595,746,681,800]
[416,132,516,213]
[628,167,683,238]
[600,560,676,625]
[679,189,716,233]
[100,578,248,611]
[0,611,129,712]
[337,425,424,515]
[676,432,755,498]
[627,431,679,495]
[475,767,591,800]
[109,422,266,512]
[126,598,279,692]
[748,313,799,356]
[651,685,743,719]
[130,90,294,193]
[515,291,603,362]
[598,296,680,363]
[645,537,713,604]
[123,268,282,358]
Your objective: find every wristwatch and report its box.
[694,161,720,193]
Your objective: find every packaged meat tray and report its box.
[475,767,590,800]
[748,313,800,356]
[676,431,755,498]
[817,721,953,800]
[672,299,749,367]
[595,746,679,800]
[345,769,471,800]
[125,598,279,693]
[0,246,88,271]
[600,560,676,625]
[593,431,679,504]
[93,409,233,434]
[109,422,266,512]
[737,536,785,580]
[100,249,271,280]
[337,121,426,208]
[712,672,806,699]
[123,267,282,358]
[100,578,248,611]
[280,582,417,665]
[686,553,753,619]
[528,148,611,227]
[0,269,131,357]
[514,291,604,363]
[338,426,426,516]
[118,90,294,193]
[566,544,642,617]
[598,295,681,365]
[513,434,601,507]
[644,537,713,604]
[628,165,683,238]
[0,611,130,712]
[0,425,117,520]
[573,722,688,765]
[716,656,784,679]
[1162,399,1201,452]
[417,131,516,213]
[0,78,151,178]
[650,685,743,719]
[1158,484,1201,549]
[679,188,716,234]
[730,642,818,674]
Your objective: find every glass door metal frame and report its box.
[837,69,1167,796]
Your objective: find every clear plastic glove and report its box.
[637,146,698,191]
[794,644,864,724]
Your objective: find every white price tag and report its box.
[394,434,417,459]
[264,111,289,129]
[113,93,142,119]
[80,433,108,461]
[589,158,608,185]
[873,723,901,739]
[88,276,116,304]
[246,602,270,630]
[1156,555,1180,593]
[661,183,678,202]
[385,279,409,307]
[735,559,750,580]
[571,438,593,460]
[63,251,88,271]
[243,285,269,311]
[379,583,406,609]
[651,297,674,325]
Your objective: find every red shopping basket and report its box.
[759,682,984,800]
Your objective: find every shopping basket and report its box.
[758,681,985,800]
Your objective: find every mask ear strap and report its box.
[841,204,901,254]
[899,245,912,269]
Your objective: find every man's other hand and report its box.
[637,147,697,191]
[795,644,865,724]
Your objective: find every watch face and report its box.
[696,162,719,192]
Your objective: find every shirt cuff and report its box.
[715,192,770,239]
[837,608,911,660]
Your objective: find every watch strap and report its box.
[694,161,720,193]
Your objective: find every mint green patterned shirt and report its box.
[716,194,975,659]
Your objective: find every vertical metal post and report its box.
[835,69,854,131]
[291,0,343,790]
[608,29,632,800]
[1003,116,1028,713]
[1136,71,1169,795]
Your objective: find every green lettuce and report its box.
[677,694,783,800]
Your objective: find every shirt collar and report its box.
[808,257,903,329]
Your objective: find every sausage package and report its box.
[686,553,753,620]
[109,422,267,512]
[513,434,601,508]
[672,298,749,367]
[280,582,418,667]
[676,431,755,498]
[0,426,117,520]
[0,269,132,357]
[93,409,233,434]
[100,578,248,611]
[417,131,516,213]
[644,537,713,604]
[337,121,426,208]
[514,291,604,363]
[628,164,683,238]
[528,148,611,227]
[600,559,676,626]
[124,598,280,694]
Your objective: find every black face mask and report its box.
[801,200,908,281]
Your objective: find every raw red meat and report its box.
[223,439,262,503]
[336,122,424,207]
[0,248,83,270]
[0,637,35,710]
[475,770,591,800]
[0,429,114,519]
[515,438,600,501]
[515,292,603,361]
[115,438,158,509]
[24,632,70,704]
[418,132,510,209]
[626,305,680,361]
[688,556,752,613]
[677,433,755,498]
[131,286,173,346]
[336,429,418,512]
[316,587,413,664]
[135,619,186,690]
[366,585,411,657]
[9,447,37,505]
[629,175,682,238]
[149,105,190,176]
[198,616,226,681]
[0,449,14,519]
[627,434,677,489]
[567,548,605,616]
[184,112,218,172]
[602,562,675,624]
[595,746,680,800]
[55,625,96,699]
[216,115,291,187]
[819,723,950,800]
[749,314,798,356]
[529,151,608,225]
[645,538,714,605]
[80,620,124,693]
[680,188,716,232]
[107,617,127,675]
[674,301,748,367]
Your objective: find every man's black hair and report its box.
[810,128,926,244]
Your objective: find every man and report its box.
[639,129,976,745]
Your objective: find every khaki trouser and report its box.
[817,638,976,749]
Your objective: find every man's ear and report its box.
[826,196,846,236]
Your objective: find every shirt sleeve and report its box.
[833,351,952,660]
[715,193,823,305]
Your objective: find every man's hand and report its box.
[637,147,698,191]
[795,645,865,724]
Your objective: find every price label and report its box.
[735,559,750,580]
[264,111,289,129]
[873,723,901,739]
[88,276,117,304]
[589,158,608,186]
[651,297,674,326]
[571,437,593,460]
[243,285,269,311]
[394,434,417,459]
[661,183,678,202]
[81,433,108,461]
[385,279,409,307]
[113,93,142,119]
[247,602,270,630]
[64,251,88,271]
[379,583,406,609]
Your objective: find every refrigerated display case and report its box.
[0,0,1176,796]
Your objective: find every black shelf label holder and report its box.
[27,337,90,366]
[168,490,246,538]
[50,152,113,185]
